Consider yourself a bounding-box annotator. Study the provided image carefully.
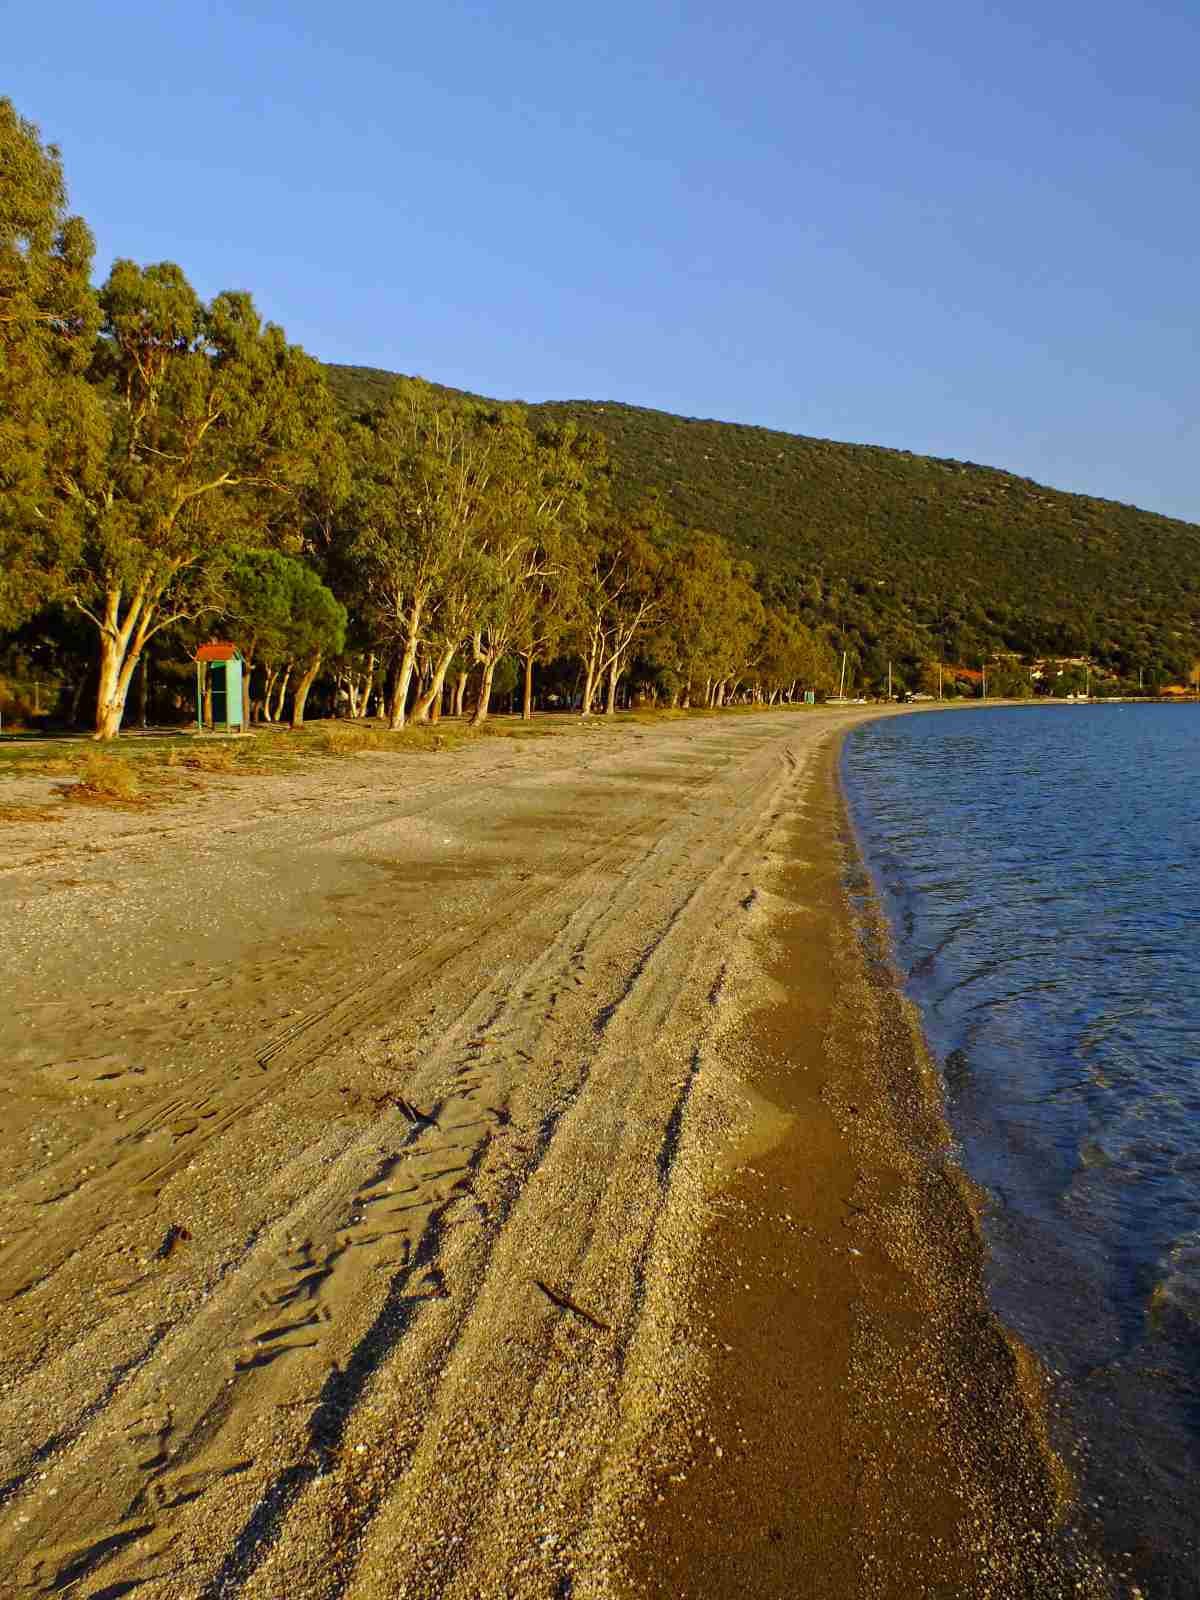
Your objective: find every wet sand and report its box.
[0,708,1109,1597]
[620,736,1109,1599]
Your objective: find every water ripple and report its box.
[843,704,1200,1597]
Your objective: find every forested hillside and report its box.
[328,365,1200,685]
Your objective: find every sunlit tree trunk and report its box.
[270,665,292,722]
[470,656,499,726]
[521,653,535,720]
[411,643,457,723]
[387,596,423,729]
[91,584,157,740]
[453,670,468,717]
[290,655,322,728]
[262,666,280,721]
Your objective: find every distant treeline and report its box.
[4,93,1198,738]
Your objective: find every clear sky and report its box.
[9,0,1199,522]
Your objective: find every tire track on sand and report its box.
[230,744,811,1600]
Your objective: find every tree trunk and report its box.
[470,655,498,726]
[388,597,423,730]
[604,655,620,715]
[271,665,292,723]
[69,673,88,727]
[94,627,142,740]
[262,666,280,721]
[202,667,213,730]
[580,628,602,716]
[89,570,187,739]
[290,656,322,728]
[357,653,377,718]
[453,670,468,717]
[521,654,534,720]
[411,643,457,723]
[137,650,150,728]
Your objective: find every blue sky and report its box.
[10,0,1199,522]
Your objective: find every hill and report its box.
[324,364,1200,684]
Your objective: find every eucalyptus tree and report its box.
[348,382,498,729]
[61,260,335,737]
[508,422,604,720]
[704,565,765,706]
[512,551,580,719]
[408,540,498,722]
[750,607,828,701]
[644,530,745,708]
[570,501,673,716]
[466,414,597,726]
[0,98,101,630]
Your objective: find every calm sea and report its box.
[841,704,1200,1599]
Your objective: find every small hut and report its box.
[194,642,245,732]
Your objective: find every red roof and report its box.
[195,641,240,662]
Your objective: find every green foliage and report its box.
[287,562,346,662]
[226,549,345,667]
[0,98,101,629]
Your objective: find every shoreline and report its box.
[616,729,1112,1598]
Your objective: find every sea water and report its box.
[842,704,1200,1598]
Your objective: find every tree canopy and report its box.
[0,98,100,631]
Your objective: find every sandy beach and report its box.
[0,708,1107,1598]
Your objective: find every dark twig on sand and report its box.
[533,1279,611,1331]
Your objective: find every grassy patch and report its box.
[58,750,143,806]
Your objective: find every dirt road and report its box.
[1,709,883,1598]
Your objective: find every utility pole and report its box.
[887,660,892,701]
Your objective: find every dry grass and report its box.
[0,804,61,825]
[57,750,143,806]
[165,743,240,774]
[307,723,393,756]
[478,719,564,741]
